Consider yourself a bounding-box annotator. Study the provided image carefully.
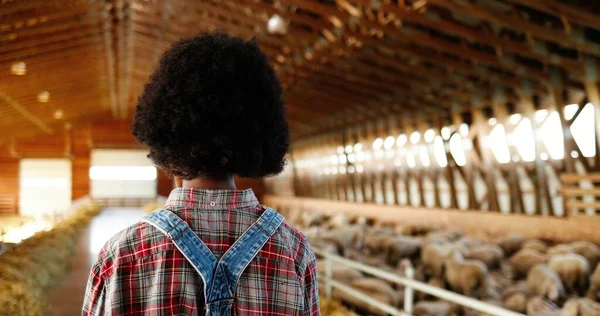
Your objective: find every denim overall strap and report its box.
[205,208,284,315]
[141,208,284,316]
[141,210,218,298]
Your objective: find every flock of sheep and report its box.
[285,211,600,316]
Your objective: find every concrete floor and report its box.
[47,208,146,316]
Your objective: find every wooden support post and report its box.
[583,57,600,169]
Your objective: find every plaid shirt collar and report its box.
[165,188,260,210]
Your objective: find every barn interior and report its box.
[2,0,600,315]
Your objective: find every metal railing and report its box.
[315,248,524,316]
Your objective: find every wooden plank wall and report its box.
[0,153,19,214]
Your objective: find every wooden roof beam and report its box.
[429,0,600,59]
[353,0,583,72]
[0,90,53,134]
[503,0,600,32]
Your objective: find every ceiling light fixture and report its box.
[37,91,50,103]
[11,62,26,75]
[267,14,287,35]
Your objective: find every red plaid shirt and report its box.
[82,188,319,315]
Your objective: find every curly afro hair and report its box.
[133,32,289,179]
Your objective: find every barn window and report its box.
[372,137,384,150]
[564,103,579,120]
[433,136,448,167]
[419,145,431,167]
[449,133,467,166]
[513,118,536,162]
[541,111,564,160]
[489,124,510,163]
[570,102,596,157]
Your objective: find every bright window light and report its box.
[337,146,345,154]
[441,127,451,140]
[331,167,338,175]
[385,149,395,159]
[384,136,395,149]
[564,104,579,120]
[406,151,416,168]
[330,155,338,165]
[394,158,402,167]
[419,146,430,167]
[510,113,522,125]
[347,166,355,174]
[459,123,469,137]
[22,178,68,188]
[354,142,363,152]
[396,134,408,147]
[372,137,384,150]
[356,151,365,162]
[345,145,353,153]
[540,111,564,160]
[540,152,549,160]
[513,118,536,162]
[356,164,364,173]
[488,124,510,163]
[571,151,579,159]
[535,109,548,123]
[570,103,596,157]
[424,129,436,143]
[433,136,447,167]
[347,153,356,163]
[488,118,497,125]
[375,149,384,160]
[89,166,157,181]
[338,154,347,164]
[339,166,346,174]
[449,133,467,166]
[410,131,421,144]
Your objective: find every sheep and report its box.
[417,278,446,301]
[424,229,463,245]
[503,292,527,313]
[422,243,455,278]
[316,260,362,284]
[561,298,600,316]
[548,253,590,295]
[526,296,560,316]
[332,278,399,316]
[385,235,423,265]
[526,264,565,303]
[547,244,574,257]
[465,244,505,270]
[444,251,488,298]
[412,301,453,316]
[509,249,548,278]
[522,239,548,254]
[586,264,600,302]
[501,280,528,299]
[498,234,525,257]
[454,236,485,250]
[570,241,600,269]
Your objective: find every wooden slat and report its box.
[566,201,600,210]
[561,188,600,196]
[561,173,600,183]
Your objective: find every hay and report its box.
[320,296,359,316]
[0,203,101,316]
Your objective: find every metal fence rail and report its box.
[315,248,524,316]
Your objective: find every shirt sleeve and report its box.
[303,243,320,316]
[81,260,107,316]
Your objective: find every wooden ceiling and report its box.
[2,0,600,143]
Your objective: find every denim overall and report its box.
[141,208,284,315]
